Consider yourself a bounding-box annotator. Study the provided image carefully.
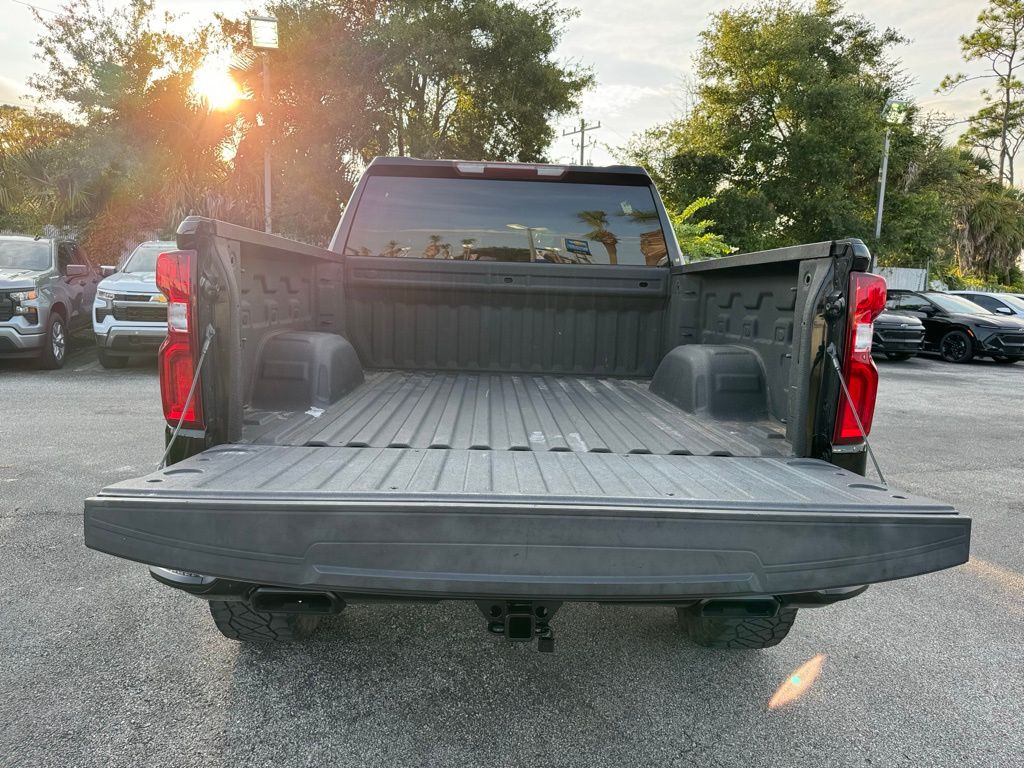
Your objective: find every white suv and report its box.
[92,241,174,369]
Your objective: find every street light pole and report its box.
[874,127,891,243]
[874,99,910,249]
[262,54,272,234]
[250,16,279,234]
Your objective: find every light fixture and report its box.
[882,99,910,126]
[249,16,279,50]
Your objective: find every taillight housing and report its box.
[833,272,887,444]
[156,250,204,430]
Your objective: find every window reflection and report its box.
[344,177,672,266]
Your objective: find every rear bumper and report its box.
[84,450,971,601]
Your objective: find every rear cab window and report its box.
[343,174,674,267]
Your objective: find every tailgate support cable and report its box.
[158,324,217,470]
[826,342,886,486]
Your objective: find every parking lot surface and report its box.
[2,344,1022,768]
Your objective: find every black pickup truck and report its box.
[84,158,970,651]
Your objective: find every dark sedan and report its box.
[886,289,1024,364]
[872,311,925,360]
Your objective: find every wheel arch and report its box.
[49,301,69,321]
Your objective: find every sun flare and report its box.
[191,53,244,111]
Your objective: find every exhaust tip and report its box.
[698,598,780,619]
[251,588,342,615]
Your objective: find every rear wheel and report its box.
[885,352,914,361]
[939,330,974,363]
[37,313,67,369]
[97,348,128,369]
[677,606,797,649]
[209,600,321,643]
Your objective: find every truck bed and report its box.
[241,370,790,457]
[87,368,967,603]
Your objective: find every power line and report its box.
[10,0,57,15]
[562,117,601,166]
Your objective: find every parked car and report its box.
[84,158,969,652]
[950,290,1024,320]
[872,310,925,360]
[0,234,99,368]
[92,240,175,368]
[886,289,1024,364]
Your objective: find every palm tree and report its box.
[384,239,400,257]
[460,238,476,259]
[577,210,619,265]
[424,233,443,258]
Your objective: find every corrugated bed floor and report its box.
[243,371,789,458]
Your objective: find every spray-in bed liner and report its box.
[242,370,789,457]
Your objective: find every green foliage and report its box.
[218,0,592,243]
[940,0,1024,186]
[5,0,244,256]
[367,0,592,161]
[623,0,908,254]
[668,197,734,261]
[4,0,589,249]
[621,0,1024,286]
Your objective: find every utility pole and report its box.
[563,118,601,166]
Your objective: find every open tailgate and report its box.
[84,446,970,600]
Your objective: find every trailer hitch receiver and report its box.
[478,601,561,652]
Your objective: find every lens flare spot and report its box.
[191,52,244,111]
[768,654,826,710]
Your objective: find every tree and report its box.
[622,0,908,254]
[577,210,618,264]
[220,1,381,243]
[667,198,734,261]
[940,0,1024,186]
[220,0,591,244]
[28,0,171,123]
[0,107,84,230]
[19,0,246,256]
[366,0,593,161]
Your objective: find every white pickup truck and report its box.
[92,240,175,368]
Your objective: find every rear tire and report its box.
[885,352,913,361]
[97,348,128,369]
[677,606,797,649]
[939,330,974,363]
[209,600,321,643]
[37,313,67,369]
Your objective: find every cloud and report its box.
[580,83,675,120]
[0,75,30,106]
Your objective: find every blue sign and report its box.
[564,238,592,256]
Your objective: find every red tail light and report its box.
[833,272,887,444]
[156,250,204,430]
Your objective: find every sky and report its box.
[0,0,992,165]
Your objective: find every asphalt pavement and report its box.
[1,341,1022,768]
